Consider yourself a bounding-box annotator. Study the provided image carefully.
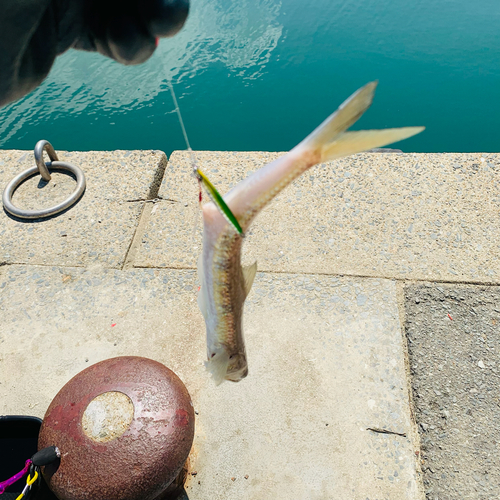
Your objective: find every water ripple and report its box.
[0,0,283,146]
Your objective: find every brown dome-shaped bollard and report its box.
[38,357,195,500]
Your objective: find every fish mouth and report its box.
[226,362,248,382]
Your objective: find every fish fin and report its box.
[300,81,424,159]
[303,81,378,149]
[321,127,425,161]
[197,254,208,318]
[242,261,257,296]
[204,350,230,385]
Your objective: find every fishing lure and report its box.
[194,168,243,235]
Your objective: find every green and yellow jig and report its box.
[194,168,243,236]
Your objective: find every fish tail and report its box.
[204,350,230,385]
[300,81,424,161]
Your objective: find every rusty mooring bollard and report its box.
[38,357,195,500]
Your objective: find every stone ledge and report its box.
[134,151,500,284]
[0,265,419,500]
[0,149,167,268]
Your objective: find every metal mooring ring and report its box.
[2,140,86,219]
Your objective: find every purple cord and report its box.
[0,459,32,494]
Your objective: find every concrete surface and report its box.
[135,151,500,284]
[0,265,420,500]
[405,284,500,500]
[2,148,500,500]
[0,149,167,268]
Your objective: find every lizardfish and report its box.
[197,81,424,384]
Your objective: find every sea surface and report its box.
[0,0,499,154]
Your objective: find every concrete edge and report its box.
[396,280,426,500]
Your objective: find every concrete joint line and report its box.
[122,203,154,270]
[396,280,426,499]
[122,154,172,270]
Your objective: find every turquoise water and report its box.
[0,0,499,154]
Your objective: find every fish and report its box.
[197,81,424,384]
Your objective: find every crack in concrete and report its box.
[367,427,407,437]
[125,196,178,203]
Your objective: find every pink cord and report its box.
[0,459,31,494]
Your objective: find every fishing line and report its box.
[162,71,203,241]
[165,79,197,170]
[163,70,243,235]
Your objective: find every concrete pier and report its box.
[2,149,499,499]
